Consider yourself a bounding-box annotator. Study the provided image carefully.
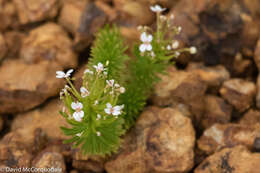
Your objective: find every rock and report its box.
[187,63,230,89]
[0,0,18,31]
[254,38,260,72]
[232,53,252,76]
[59,0,88,35]
[0,116,3,132]
[59,1,108,51]
[20,22,77,69]
[241,12,260,58]
[105,107,195,173]
[195,145,260,173]
[32,152,66,173]
[72,149,105,172]
[170,0,257,70]
[13,0,59,24]
[3,31,25,58]
[198,123,260,154]
[0,60,64,114]
[153,66,207,105]
[11,99,68,141]
[256,74,260,109]
[153,66,207,123]
[0,128,40,168]
[201,95,232,129]
[220,78,256,112]
[113,0,154,26]
[0,33,7,61]
[239,109,260,125]
[0,99,71,168]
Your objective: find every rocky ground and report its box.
[0,0,260,173]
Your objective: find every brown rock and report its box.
[187,63,230,89]
[0,33,7,61]
[20,23,77,69]
[153,67,207,123]
[0,116,3,132]
[201,95,232,129]
[3,31,25,58]
[0,60,64,114]
[0,128,42,168]
[59,1,108,51]
[11,99,68,141]
[153,66,207,105]
[220,78,256,112]
[0,0,18,31]
[59,0,88,35]
[198,123,260,154]
[170,0,255,70]
[32,152,66,173]
[256,74,260,109]
[13,0,59,24]
[105,107,195,173]
[114,0,154,26]
[232,53,252,76]
[72,149,105,172]
[241,17,259,57]
[195,145,260,173]
[239,109,260,125]
[254,38,260,72]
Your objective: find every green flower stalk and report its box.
[57,4,196,156]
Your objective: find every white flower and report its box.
[190,47,197,54]
[119,87,125,93]
[71,102,84,122]
[62,107,66,112]
[80,87,90,97]
[139,32,153,53]
[84,69,93,75]
[160,15,167,21]
[93,62,105,73]
[106,79,115,87]
[104,103,123,116]
[56,69,74,78]
[96,131,101,136]
[96,114,101,120]
[76,132,83,137]
[150,4,166,13]
[151,51,155,58]
[167,45,171,50]
[94,100,99,105]
[175,51,180,57]
[177,26,182,32]
[115,83,120,88]
[170,14,175,20]
[172,40,179,49]
[137,26,143,31]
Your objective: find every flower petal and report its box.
[66,69,74,75]
[78,111,84,118]
[77,102,83,109]
[73,112,82,122]
[71,102,77,110]
[104,108,111,114]
[56,71,65,78]
[146,44,152,51]
[106,103,112,108]
[139,44,147,52]
[140,32,147,42]
[147,35,153,42]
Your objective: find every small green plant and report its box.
[57,4,196,156]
